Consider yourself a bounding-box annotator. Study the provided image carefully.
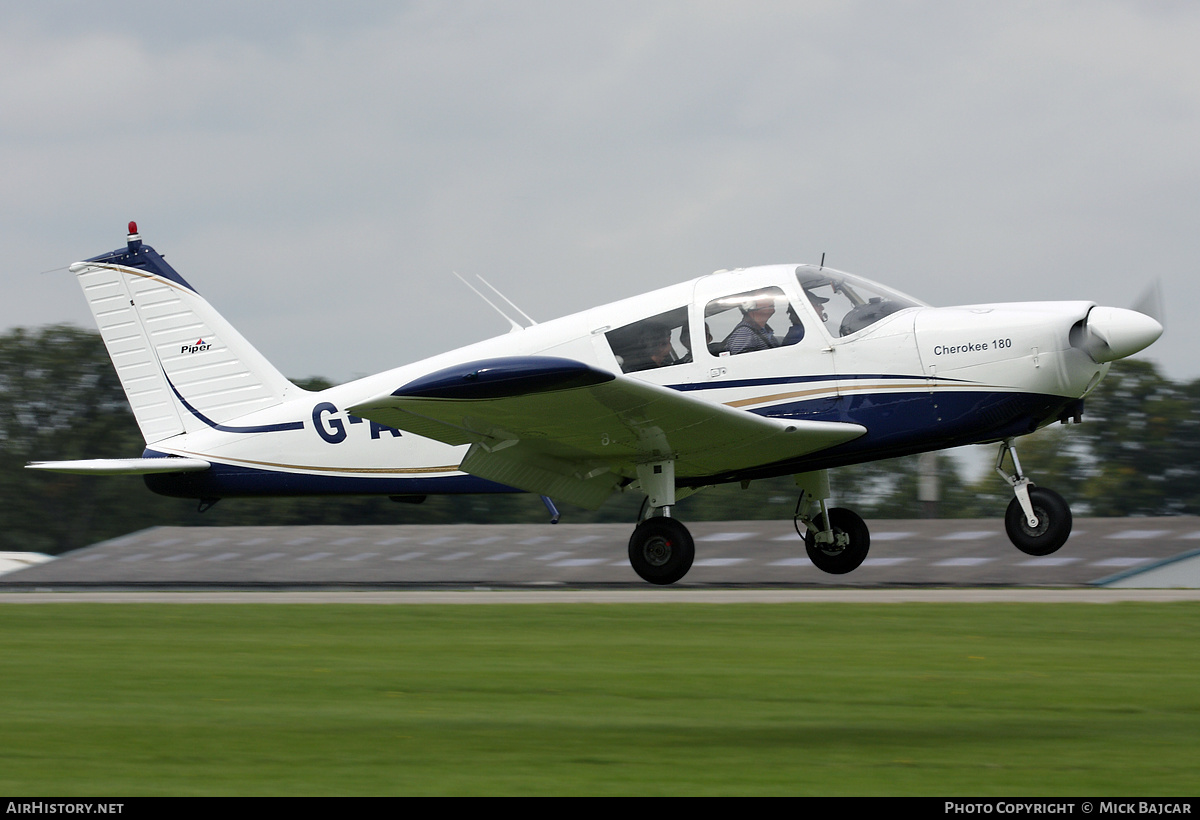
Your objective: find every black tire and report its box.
[628,518,695,585]
[1005,487,1072,556]
[804,507,870,575]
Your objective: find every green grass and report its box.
[0,603,1197,795]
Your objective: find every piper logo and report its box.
[181,338,213,354]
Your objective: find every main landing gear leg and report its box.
[793,470,870,574]
[995,438,1073,556]
[627,460,695,585]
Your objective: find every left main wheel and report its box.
[628,517,695,585]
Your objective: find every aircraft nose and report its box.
[1071,306,1163,363]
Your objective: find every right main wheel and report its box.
[804,507,870,575]
[1005,487,1072,556]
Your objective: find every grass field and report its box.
[0,602,1197,796]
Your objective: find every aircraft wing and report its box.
[348,356,865,509]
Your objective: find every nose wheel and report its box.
[996,439,1073,556]
[1004,487,1072,556]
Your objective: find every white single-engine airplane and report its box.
[29,224,1163,584]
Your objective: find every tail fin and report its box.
[69,223,299,444]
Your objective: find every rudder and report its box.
[70,223,299,444]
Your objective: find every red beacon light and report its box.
[126,221,142,250]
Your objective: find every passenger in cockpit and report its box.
[625,323,676,371]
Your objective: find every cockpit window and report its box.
[796,265,923,337]
[605,306,691,373]
[703,287,806,357]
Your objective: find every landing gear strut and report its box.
[995,438,1072,556]
[793,470,871,574]
[626,459,696,585]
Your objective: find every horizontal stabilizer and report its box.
[25,458,211,475]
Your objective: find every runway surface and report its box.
[2,517,1199,592]
[2,589,1199,604]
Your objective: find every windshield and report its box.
[795,265,925,337]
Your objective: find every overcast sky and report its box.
[4,1,1196,384]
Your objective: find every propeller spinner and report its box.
[1070,306,1163,363]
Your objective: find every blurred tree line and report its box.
[1,326,1191,554]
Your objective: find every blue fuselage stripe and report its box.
[163,370,305,434]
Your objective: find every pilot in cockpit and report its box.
[726,297,782,354]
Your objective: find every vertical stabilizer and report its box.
[69,223,298,444]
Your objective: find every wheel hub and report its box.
[642,536,673,567]
[1020,506,1050,538]
[813,527,847,556]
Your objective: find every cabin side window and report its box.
[703,287,805,357]
[605,306,692,373]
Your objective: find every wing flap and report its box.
[459,444,620,510]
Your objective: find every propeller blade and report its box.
[1131,278,1165,328]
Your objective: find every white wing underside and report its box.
[349,359,865,509]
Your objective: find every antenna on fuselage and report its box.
[820,253,826,269]
[475,273,537,326]
[453,272,527,332]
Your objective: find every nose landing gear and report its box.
[995,438,1073,556]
